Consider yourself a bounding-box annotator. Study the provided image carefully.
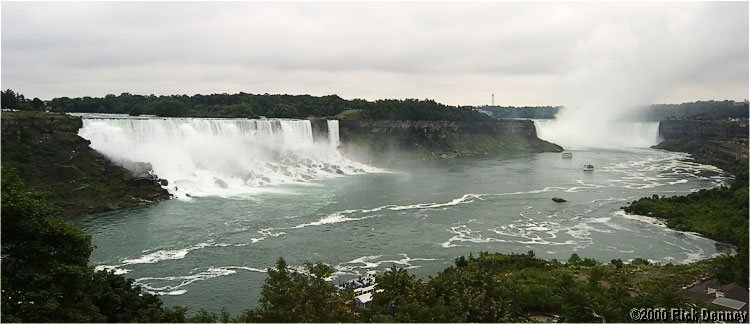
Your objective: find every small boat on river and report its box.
[337,270,382,306]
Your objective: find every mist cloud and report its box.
[1,2,747,106]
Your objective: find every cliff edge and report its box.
[338,119,562,163]
[655,119,748,171]
[1,112,170,217]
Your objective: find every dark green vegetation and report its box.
[0,173,188,322]
[644,100,749,121]
[475,100,749,121]
[37,90,492,121]
[234,260,358,322]
[6,89,746,121]
[176,252,720,323]
[475,106,560,119]
[1,89,46,111]
[356,252,715,322]
[624,161,749,287]
[1,111,169,217]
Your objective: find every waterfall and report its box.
[327,120,340,150]
[78,116,370,198]
[533,119,661,149]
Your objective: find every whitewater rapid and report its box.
[77,116,374,198]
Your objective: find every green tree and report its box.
[31,98,45,111]
[153,98,186,117]
[251,258,355,322]
[1,171,100,322]
[129,106,143,116]
[0,171,186,322]
[567,253,582,266]
[2,89,19,110]
[271,103,300,118]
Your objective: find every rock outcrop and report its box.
[338,119,562,163]
[1,112,170,217]
[658,120,748,140]
[308,117,330,143]
[655,119,749,171]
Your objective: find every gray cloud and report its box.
[2,1,747,106]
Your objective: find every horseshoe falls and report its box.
[534,119,661,149]
[78,116,372,198]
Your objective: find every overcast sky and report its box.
[1,1,748,106]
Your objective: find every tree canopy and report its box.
[0,171,188,322]
[40,91,493,121]
[1,89,45,111]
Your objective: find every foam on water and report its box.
[77,116,375,198]
[331,254,438,280]
[121,242,218,265]
[442,225,508,248]
[292,213,362,229]
[135,266,267,295]
[616,210,667,228]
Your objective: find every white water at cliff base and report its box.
[78,116,374,198]
[534,119,661,149]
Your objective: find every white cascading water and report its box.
[533,119,661,149]
[78,116,372,198]
[327,120,340,150]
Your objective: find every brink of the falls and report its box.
[78,116,373,198]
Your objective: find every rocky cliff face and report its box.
[659,120,748,140]
[655,119,749,171]
[1,112,170,217]
[338,119,562,162]
[339,119,540,137]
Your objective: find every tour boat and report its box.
[561,152,573,159]
[337,270,382,306]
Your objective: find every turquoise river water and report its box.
[76,145,730,313]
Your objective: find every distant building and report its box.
[683,280,748,311]
[474,108,492,116]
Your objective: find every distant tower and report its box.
[491,94,495,106]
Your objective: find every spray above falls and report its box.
[533,118,661,149]
[78,116,373,198]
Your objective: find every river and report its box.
[75,116,730,313]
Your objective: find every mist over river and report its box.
[75,116,731,313]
